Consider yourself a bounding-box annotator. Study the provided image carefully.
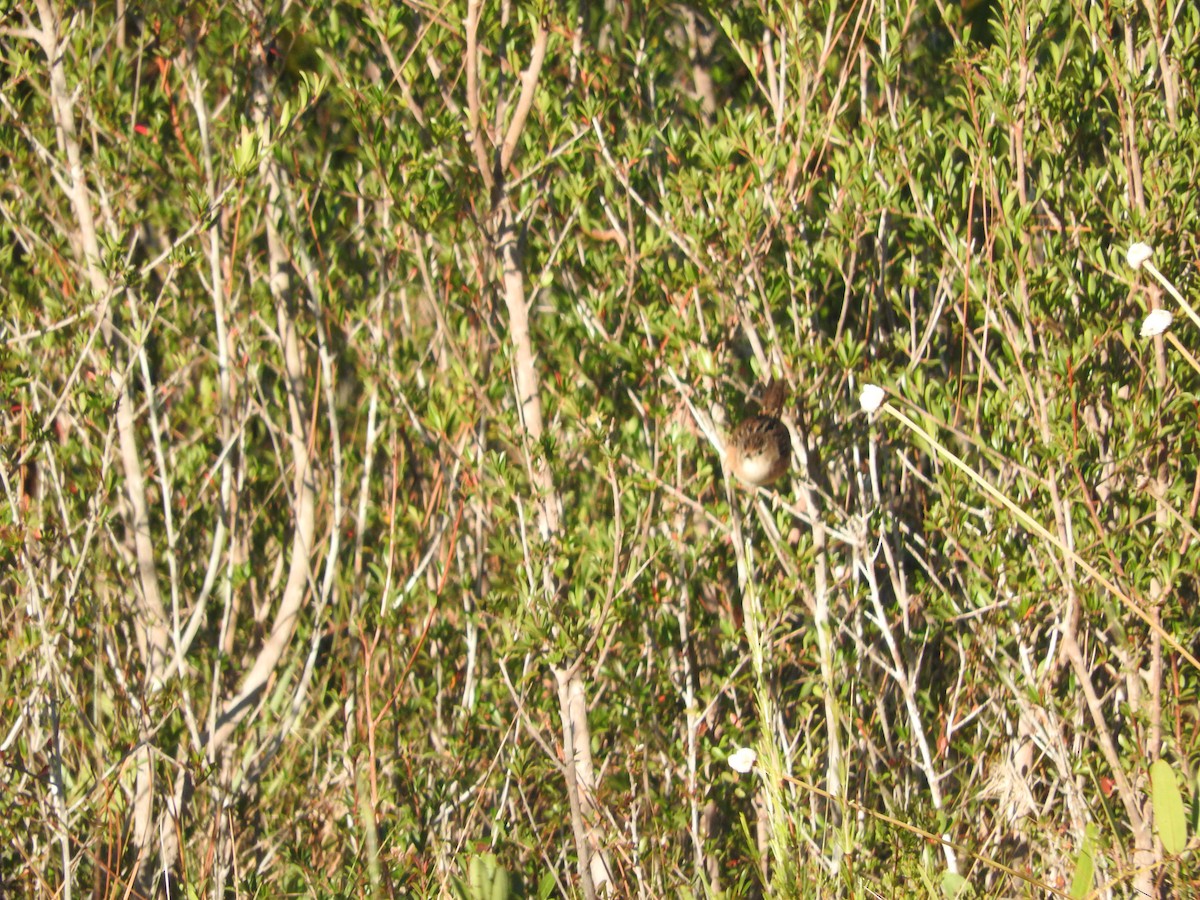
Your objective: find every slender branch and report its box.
[464,0,494,193]
[34,0,169,680]
[210,3,318,757]
[499,18,549,174]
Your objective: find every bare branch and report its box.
[499,18,549,174]
[464,0,494,194]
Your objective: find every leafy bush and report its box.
[2,0,1197,896]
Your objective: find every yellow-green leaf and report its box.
[1069,822,1099,898]
[1151,759,1188,856]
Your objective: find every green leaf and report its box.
[940,871,969,896]
[1068,822,1099,898]
[1150,759,1188,856]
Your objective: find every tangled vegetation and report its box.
[2,0,1198,896]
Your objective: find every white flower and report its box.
[859,384,885,414]
[1140,309,1173,337]
[728,747,757,773]
[1126,242,1154,270]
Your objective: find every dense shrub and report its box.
[2,1,1197,896]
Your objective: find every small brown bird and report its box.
[725,379,792,488]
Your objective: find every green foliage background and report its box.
[2,0,1199,896]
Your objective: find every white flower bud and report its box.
[1140,309,1173,337]
[1126,242,1154,270]
[859,384,885,414]
[728,747,757,773]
